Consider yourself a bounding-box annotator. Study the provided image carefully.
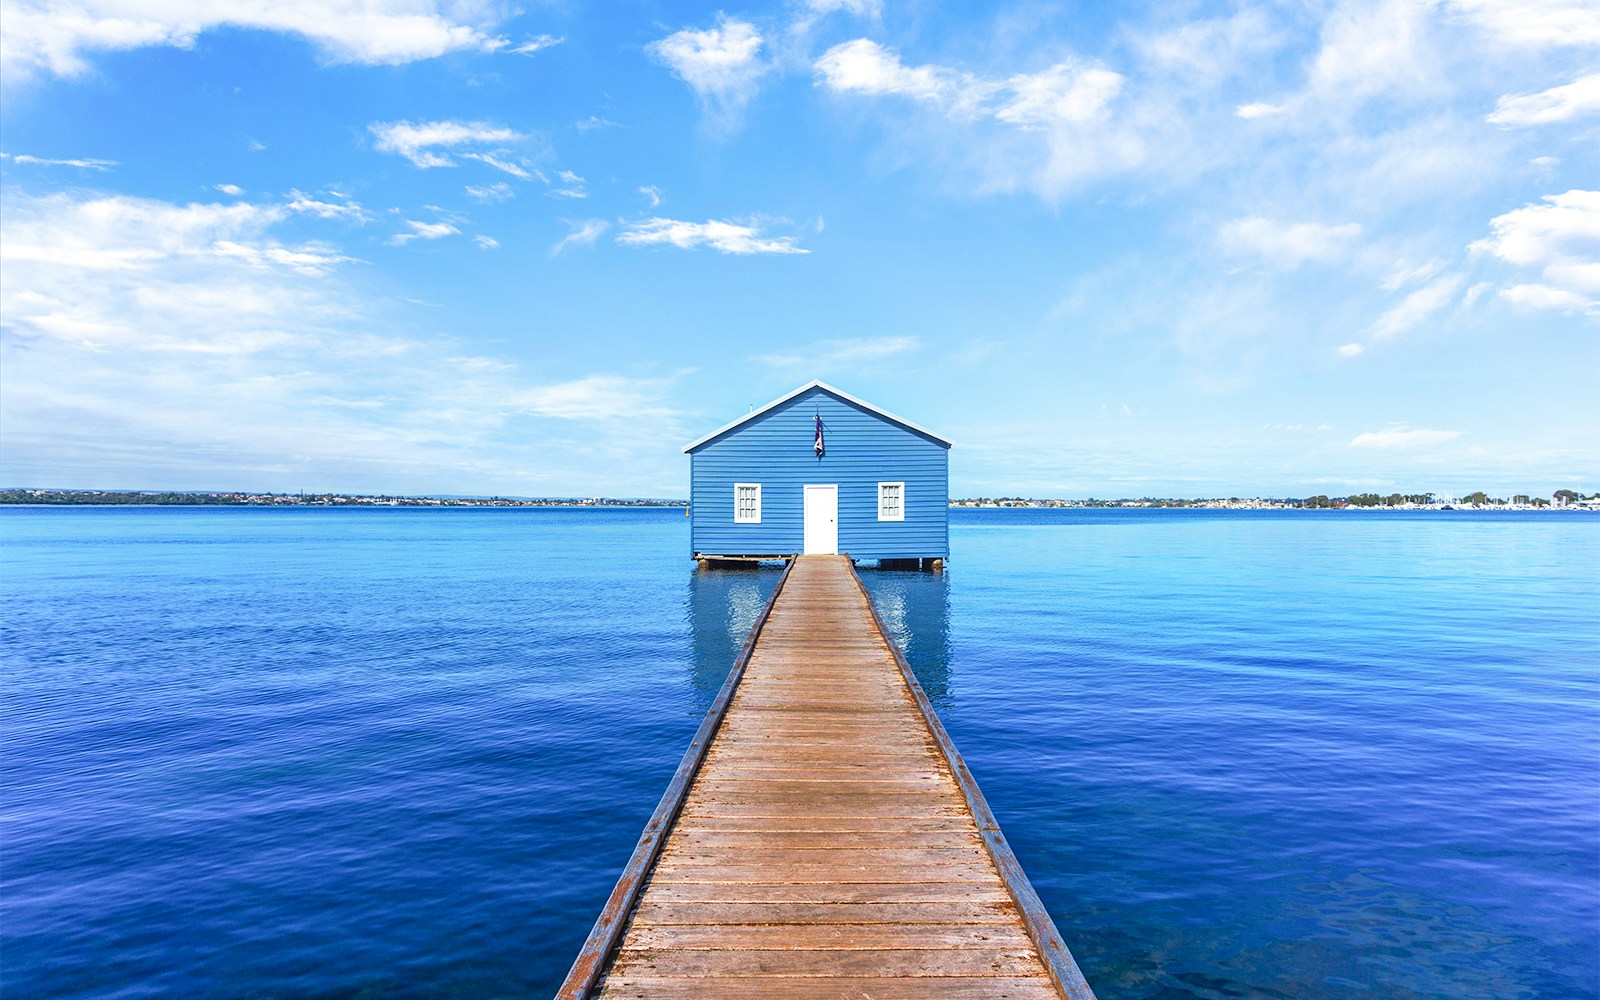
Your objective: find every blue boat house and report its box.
[684,381,952,570]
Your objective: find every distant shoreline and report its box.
[0,490,684,508]
[951,498,1598,511]
[3,488,1594,511]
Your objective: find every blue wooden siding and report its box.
[688,387,949,560]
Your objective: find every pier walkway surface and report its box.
[561,554,1094,999]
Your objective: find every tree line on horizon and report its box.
[1302,489,1595,508]
[4,488,1595,508]
[959,489,1596,507]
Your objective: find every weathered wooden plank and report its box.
[689,778,949,796]
[710,724,933,736]
[708,730,933,741]
[597,976,1062,999]
[696,767,944,780]
[657,847,994,868]
[694,752,940,768]
[669,814,969,834]
[677,802,972,819]
[745,661,874,673]
[648,865,1001,884]
[681,794,961,812]
[734,692,907,704]
[709,728,932,742]
[629,900,1020,926]
[673,830,983,850]
[635,881,1012,905]
[607,947,1046,978]
[721,706,918,718]
[715,715,924,728]
[706,740,940,754]
[694,768,940,784]
[621,922,1038,951]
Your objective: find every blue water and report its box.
[2,507,1595,999]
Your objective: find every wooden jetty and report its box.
[559,554,1096,999]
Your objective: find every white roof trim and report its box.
[683,380,953,453]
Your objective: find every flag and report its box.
[813,413,825,457]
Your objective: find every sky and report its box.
[1,0,1596,499]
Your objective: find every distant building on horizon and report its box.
[684,380,951,569]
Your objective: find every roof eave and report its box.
[682,380,953,453]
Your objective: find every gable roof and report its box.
[683,380,953,453]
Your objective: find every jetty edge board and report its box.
[557,553,1097,999]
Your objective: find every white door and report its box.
[803,484,838,555]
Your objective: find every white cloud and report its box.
[1235,101,1285,119]
[388,219,459,245]
[214,183,245,196]
[807,0,881,15]
[3,152,115,169]
[461,151,537,179]
[511,374,683,421]
[1133,9,1282,81]
[648,16,766,123]
[1381,258,1446,290]
[1337,342,1367,357]
[1472,190,1600,266]
[1368,274,1467,340]
[2,0,508,82]
[1217,217,1364,267]
[0,193,334,273]
[1309,0,1442,103]
[753,335,919,369]
[812,39,1132,196]
[617,217,808,255]
[211,240,357,274]
[473,235,499,250]
[1488,73,1600,126]
[550,169,588,199]
[369,120,530,171]
[1500,283,1592,310]
[1471,189,1600,312]
[639,185,663,208]
[1349,426,1463,449]
[465,182,513,203]
[550,219,608,256]
[996,62,1124,129]
[510,34,562,56]
[575,115,619,132]
[1448,0,1600,48]
[814,39,955,104]
[286,190,368,222]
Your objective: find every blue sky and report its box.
[2,0,1595,498]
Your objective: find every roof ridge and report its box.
[683,381,952,452]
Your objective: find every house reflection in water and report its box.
[857,566,952,707]
[685,564,785,708]
[686,561,952,711]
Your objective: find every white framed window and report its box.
[734,483,762,524]
[878,481,905,521]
